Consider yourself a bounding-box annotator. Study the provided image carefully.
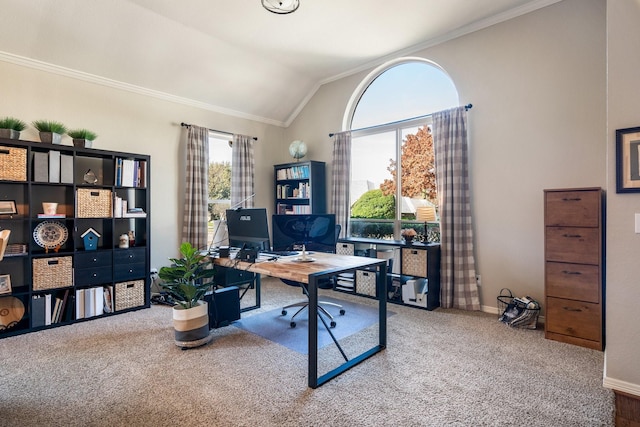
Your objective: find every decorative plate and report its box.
[33,221,68,249]
[0,297,25,330]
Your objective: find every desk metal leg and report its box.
[308,263,387,389]
[237,274,261,313]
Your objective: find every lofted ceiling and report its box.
[0,0,559,127]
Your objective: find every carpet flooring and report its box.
[0,277,615,426]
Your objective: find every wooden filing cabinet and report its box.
[544,187,604,350]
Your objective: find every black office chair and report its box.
[281,225,345,328]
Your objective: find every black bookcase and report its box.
[274,160,326,214]
[0,138,150,339]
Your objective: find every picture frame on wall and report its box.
[0,275,11,295]
[0,200,17,215]
[616,126,640,193]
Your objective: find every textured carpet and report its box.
[0,277,614,426]
[234,296,394,354]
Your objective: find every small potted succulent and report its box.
[32,120,67,145]
[0,117,27,140]
[68,128,98,148]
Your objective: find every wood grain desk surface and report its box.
[213,252,385,284]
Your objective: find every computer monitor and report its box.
[271,214,337,253]
[225,208,270,250]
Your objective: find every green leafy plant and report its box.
[158,242,216,309]
[68,128,98,141]
[0,116,26,131]
[32,120,67,134]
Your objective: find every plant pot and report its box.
[403,236,414,246]
[0,129,19,139]
[39,132,62,145]
[172,300,212,349]
[73,138,93,148]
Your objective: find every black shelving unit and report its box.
[0,138,150,339]
[274,160,326,214]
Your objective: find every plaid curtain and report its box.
[433,107,480,310]
[231,134,255,208]
[182,125,209,251]
[330,131,351,238]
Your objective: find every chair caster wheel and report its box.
[339,309,346,315]
[281,310,287,316]
[290,321,296,328]
[330,321,337,328]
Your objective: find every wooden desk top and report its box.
[212,252,385,284]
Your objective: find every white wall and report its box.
[0,60,284,269]
[604,0,640,396]
[286,0,606,311]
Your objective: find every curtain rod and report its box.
[328,103,473,138]
[181,122,258,141]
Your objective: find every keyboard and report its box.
[261,250,299,257]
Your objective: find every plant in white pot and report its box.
[158,242,217,349]
[32,120,67,145]
[0,117,26,139]
[68,128,98,148]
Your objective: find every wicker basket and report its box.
[0,145,27,181]
[336,242,354,256]
[115,280,145,311]
[32,256,73,290]
[76,189,112,218]
[401,248,427,277]
[356,269,377,297]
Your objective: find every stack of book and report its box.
[3,244,27,257]
[113,197,147,218]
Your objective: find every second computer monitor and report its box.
[271,214,337,253]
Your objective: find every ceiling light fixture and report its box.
[262,0,300,14]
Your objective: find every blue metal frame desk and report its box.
[213,252,387,388]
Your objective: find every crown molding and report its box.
[0,50,286,128]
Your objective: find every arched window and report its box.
[346,59,458,241]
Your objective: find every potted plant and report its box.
[0,117,26,140]
[401,228,417,245]
[68,128,98,148]
[32,120,67,144]
[158,242,217,349]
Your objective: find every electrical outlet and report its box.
[475,275,481,286]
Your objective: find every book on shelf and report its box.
[276,164,310,180]
[45,294,52,326]
[48,150,60,183]
[94,287,104,316]
[31,295,46,328]
[115,158,147,188]
[37,213,66,218]
[123,208,147,218]
[4,244,27,256]
[103,285,114,313]
[57,289,70,323]
[52,297,62,324]
[76,289,85,320]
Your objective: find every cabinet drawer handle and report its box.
[562,270,582,275]
[563,306,582,312]
[92,258,98,262]
[0,149,9,155]
[93,273,97,277]
[562,234,582,238]
[561,197,582,202]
